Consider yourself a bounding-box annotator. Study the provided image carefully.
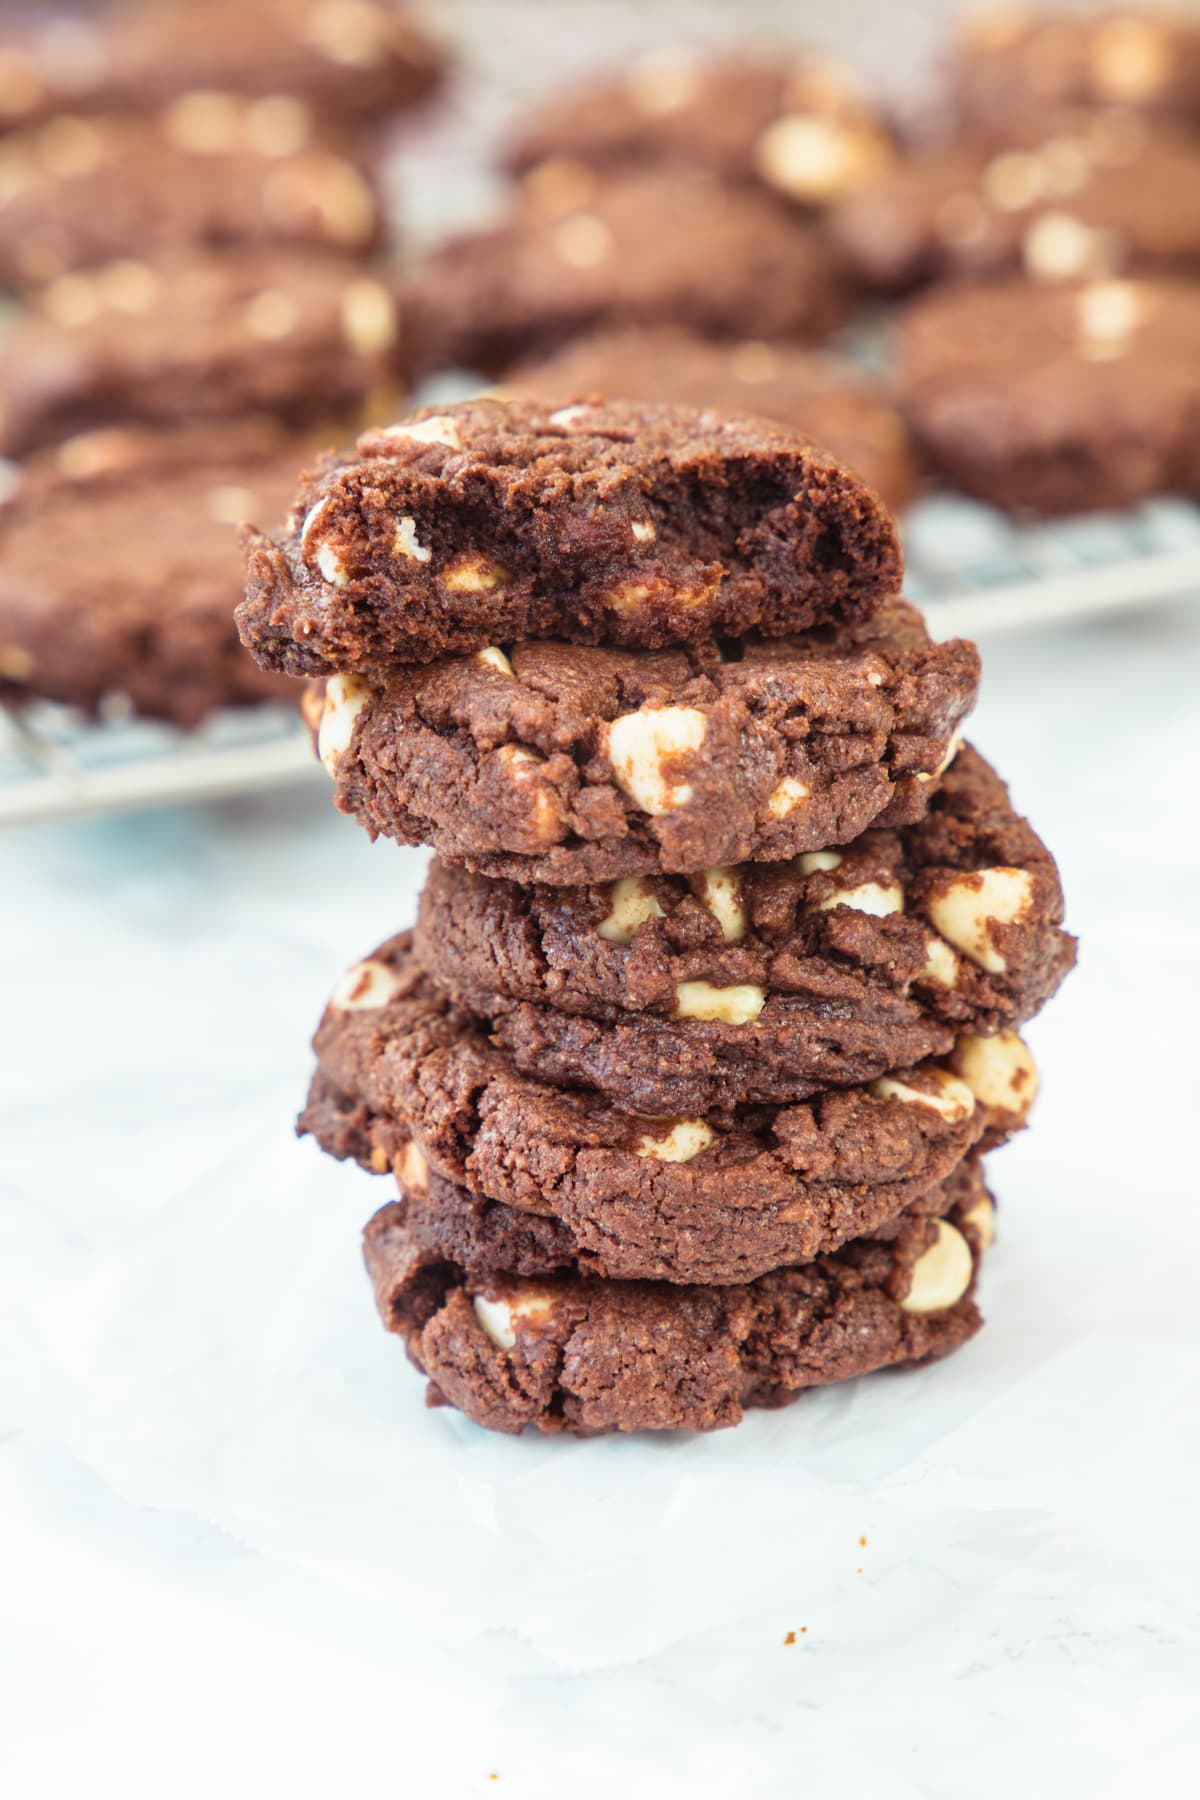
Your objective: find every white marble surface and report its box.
[3,600,1199,1798]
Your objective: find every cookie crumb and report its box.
[784,1630,796,1645]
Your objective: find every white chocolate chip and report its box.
[605,706,707,815]
[636,1119,715,1162]
[756,113,888,201]
[597,877,664,943]
[473,1288,557,1351]
[700,865,746,942]
[442,553,507,593]
[381,414,462,450]
[871,1067,976,1123]
[316,541,349,587]
[473,1296,516,1350]
[393,515,431,563]
[631,519,656,543]
[244,287,300,340]
[796,850,842,875]
[329,955,401,1012]
[926,867,1033,974]
[163,90,240,154]
[305,0,390,67]
[951,1031,1038,1123]
[244,94,309,156]
[397,1139,429,1195]
[317,672,368,773]
[475,645,514,676]
[901,1221,973,1315]
[1023,211,1118,281]
[982,150,1043,211]
[1077,278,1144,343]
[920,934,959,988]
[817,879,904,917]
[521,156,595,213]
[675,980,765,1025]
[41,272,99,327]
[341,278,396,355]
[601,582,653,615]
[960,1194,996,1250]
[300,495,332,550]
[553,213,615,269]
[96,258,159,313]
[767,776,809,819]
[548,404,592,427]
[1089,18,1168,102]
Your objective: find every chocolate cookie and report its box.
[504,326,919,512]
[411,745,1074,1113]
[304,596,978,882]
[0,108,382,286]
[505,51,894,209]
[403,168,848,378]
[895,275,1200,513]
[0,421,317,726]
[356,1162,992,1434]
[832,114,1200,292]
[102,0,444,128]
[299,932,1031,1286]
[952,9,1200,136]
[0,248,403,460]
[239,396,904,675]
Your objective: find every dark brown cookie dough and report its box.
[403,168,849,378]
[0,421,313,726]
[505,51,894,209]
[0,108,382,286]
[504,326,920,513]
[895,275,1200,514]
[299,932,1030,1286]
[102,0,444,128]
[0,248,403,459]
[357,1163,992,1435]
[306,596,979,882]
[951,9,1200,136]
[411,745,1075,1113]
[239,396,904,675]
[831,114,1200,292]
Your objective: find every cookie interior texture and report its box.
[239,396,905,677]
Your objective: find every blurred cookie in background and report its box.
[0,420,332,726]
[406,167,848,378]
[952,8,1200,135]
[894,275,1200,514]
[831,110,1200,292]
[506,49,894,211]
[0,104,383,287]
[505,325,919,512]
[102,0,445,130]
[0,248,405,458]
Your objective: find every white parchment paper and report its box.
[4,614,1199,1798]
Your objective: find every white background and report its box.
[4,597,1199,1797]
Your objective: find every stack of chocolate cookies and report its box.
[237,396,1075,1436]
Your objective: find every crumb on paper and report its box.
[784,1630,796,1646]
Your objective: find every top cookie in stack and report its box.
[239,398,975,882]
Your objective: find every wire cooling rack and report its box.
[3,491,1198,827]
[2,0,1198,827]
